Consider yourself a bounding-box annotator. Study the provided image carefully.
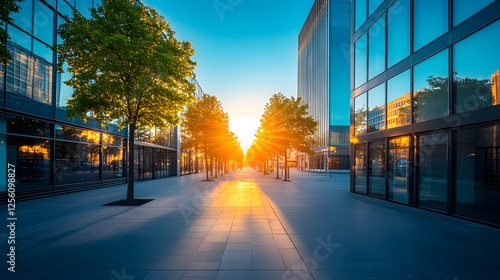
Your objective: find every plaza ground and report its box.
[1,168,499,280]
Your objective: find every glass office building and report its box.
[0,0,179,201]
[298,0,351,172]
[350,0,500,226]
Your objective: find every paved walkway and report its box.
[1,168,499,280]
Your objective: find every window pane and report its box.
[355,144,367,194]
[369,140,385,198]
[368,82,385,132]
[6,45,33,98]
[56,61,73,108]
[413,49,449,123]
[456,124,500,225]
[354,33,367,88]
[414,0,448,51]
[454,0,494,26]
[387,69,411,128]
[355,0,367,31]
[55,142,100,185]
[3,114,52,137]
[55,125,100,144]
[76,0,92,18]
[8,25,32,51]
[454,20,500,114]
[354,92,367,135]
[33,39,53,63]
[58,0,74,19]
[418,133,448,212]
[102,146,124,180]
[6,135,52,189]
[388,136,410,204]
[369,0,383,16]
[34,1,54,45]
[387,0,410,67]
[368,15,385,79]
[11,0,33,33]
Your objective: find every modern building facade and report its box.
[0,0,180,201]
[297,0,351,172]
[350,0,500,227]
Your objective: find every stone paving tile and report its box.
[1,168,499,280]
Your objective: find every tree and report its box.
[256,93,318,181]
[182,94,232,181]
[57,0,196,201]
[0,0,24,64]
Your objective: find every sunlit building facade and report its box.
[351,0,500,226]
[298,0,351,172]
[0,0,179,201]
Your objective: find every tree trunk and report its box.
[214,156,218,178]
[204,147,209,181]
[127,123,136,201]
[284,149,289,181]
[275,152,280,179]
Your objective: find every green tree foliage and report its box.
[0,0,23,64]
[182,94,242,181]
[254,93,318,180]
[57,0,196,200]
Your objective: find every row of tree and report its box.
[181,94,244,181]
[247,93,318,181]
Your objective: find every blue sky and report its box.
[142,0,314,150]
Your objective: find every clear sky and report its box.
[141,0,314,151]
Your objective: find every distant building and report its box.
[350,0,500,227]
[297,0,351,172]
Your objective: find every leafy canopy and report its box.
[57,0,196,130]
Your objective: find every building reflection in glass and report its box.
[454,20,500,113]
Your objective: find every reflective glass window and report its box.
[355,0,367,31]
[454,20,500,114]
[102,146,123,180]
[387,0,410,67]
[413,49,449,123]
[354,92,367,135]
[368,15,385,80]
[56,61,73,108]
[369,0,384,16]
[33,39,53,63]
[11,0,33,33]
[57,15,65,45]
[354,143,367,194]
[368,140,385,198]
[456,124,500,225]
[354,33,367,88]
[454,0,494,26]
[3,114,52,137]
[44,0,57,9]
[368,82,385,132]
[388,136,410,204]
[6,44,52,104]
[387,69,411,128]
[34,1,54,45]
[413,0,448,51]
[8,25,32,51]
[55,125,100,144]
[55,141,100,184]
[418,133,448,212]
[76,0,92,18]
[58,0,74,19]
[6,136,52,189]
